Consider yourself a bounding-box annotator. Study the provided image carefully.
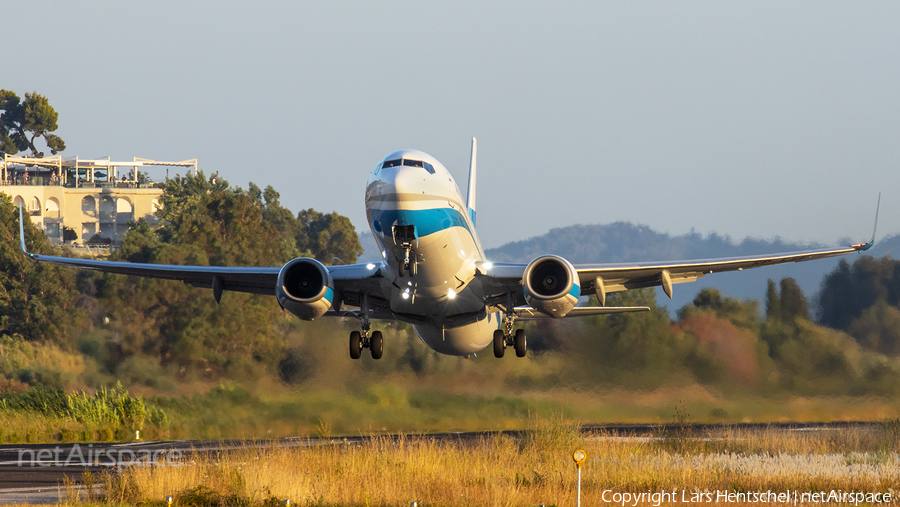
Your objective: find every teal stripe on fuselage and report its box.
[371,207,473,240]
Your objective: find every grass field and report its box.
[3,382,900,445]
[79,418,900,507]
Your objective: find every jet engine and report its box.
[276,258,334,320]
[522,255,581,317]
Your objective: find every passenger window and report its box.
[423,162,435,174]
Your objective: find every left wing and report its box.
[480,240,873,308]
[574,241,872,300]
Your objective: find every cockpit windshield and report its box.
[381,159,436,174]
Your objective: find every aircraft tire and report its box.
[515,329,527,358]
[493,329,505,358]
[398,263,405,277]
[349,331,362,359]
[371,330,384,359]
[410,259,417,276]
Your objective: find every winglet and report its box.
[465,137,477,226]
[852,192,880,252]
[18,204,33,258]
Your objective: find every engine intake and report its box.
[522,255,580,317]
[276,258,334,320]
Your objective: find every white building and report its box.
[1,155,196,245]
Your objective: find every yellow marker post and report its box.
[573,450,586,507]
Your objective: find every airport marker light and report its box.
[573,449,586,507]
[573,449,586,467]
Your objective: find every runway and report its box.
[0,421,881,504]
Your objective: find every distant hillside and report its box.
[360,222,900,315]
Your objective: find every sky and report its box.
[4,1,899,250]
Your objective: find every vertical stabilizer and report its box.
[466,137,477,226]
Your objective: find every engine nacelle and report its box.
[276,258,334,320]
[522,255,581,318]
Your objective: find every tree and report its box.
[0,193,87,343]
[817,257,900,331]
[765,279,780,321]
[678,287,759,330]
[62,226,77,242]
[778,277,808,322]
[100,175,290,372]
[296,208,364,264]
[0,90,66,157]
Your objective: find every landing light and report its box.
[366,263,376,270]
[402,289,410,300]
[448,289,457,299]
[482,262,493,270]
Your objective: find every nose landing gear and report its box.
[393,225,418,277]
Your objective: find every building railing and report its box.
[0,178,161,189]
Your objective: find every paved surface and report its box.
[0,421,881,504]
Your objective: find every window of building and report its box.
[45,223,60,238]
[82,223,96,239]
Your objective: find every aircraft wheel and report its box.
[515,329,527,358]
[493,329,505,358]
[370,330,384,360]
[398,263,405,277]
[349,331,362,359]
[410,259,417,277]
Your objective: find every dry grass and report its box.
[97,420,900,507]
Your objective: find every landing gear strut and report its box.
[398,245,417,277]
[394,225,417,277]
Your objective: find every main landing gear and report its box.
[349,329,383,360]
[349,292,383,360]
[493,316,527,358]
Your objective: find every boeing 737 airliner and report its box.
[18,139,878,360]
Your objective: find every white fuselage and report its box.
[365,149,494,355]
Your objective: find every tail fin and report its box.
[466,137,477,226]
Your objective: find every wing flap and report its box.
[514,305,650,320]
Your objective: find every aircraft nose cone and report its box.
[386,166,427,195]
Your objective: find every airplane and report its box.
[18,138,878,360]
